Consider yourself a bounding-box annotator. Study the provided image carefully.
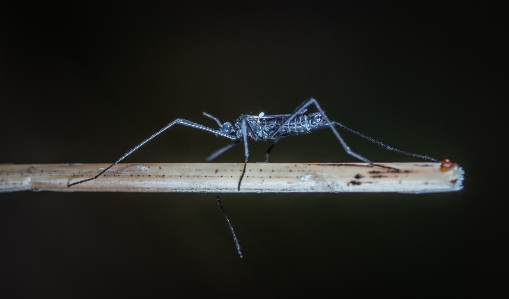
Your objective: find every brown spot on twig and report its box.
[369,169,409,174]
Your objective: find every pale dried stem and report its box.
[0,162,463,194]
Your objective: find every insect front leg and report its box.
[68,118,235,187]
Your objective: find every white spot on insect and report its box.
[300,174,312,181]
[258,112,265,118]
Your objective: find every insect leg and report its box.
[216,195,242,258]
[206,139,242,162]
[272,98,373,164]
[332,122,439,162]
[265,137,281,162]
[238,116,249,191]
[306,98,374,163]
[68,118,236,187]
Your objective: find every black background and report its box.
[1,1,506,298]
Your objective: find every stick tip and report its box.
[439,158,464,191]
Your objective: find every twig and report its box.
[0,160,463,194]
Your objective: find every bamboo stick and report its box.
[0,160,463,193]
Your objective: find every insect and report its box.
[68,98,439,258]
[68,98,438,189]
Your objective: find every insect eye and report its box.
[222,122,233,134]
[311,114,323,125]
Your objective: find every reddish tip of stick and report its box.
[440,158,455,172]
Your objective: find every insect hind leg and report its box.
[332,122,439,162]
[285,98,374,164]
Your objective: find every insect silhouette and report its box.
[67,98,439,258]
[68,98,438,190]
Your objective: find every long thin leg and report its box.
[206,139,241,162]
[216,196,242,258]
[238,116,249,191]
[265,137,281,162]
[271,98,373,164]
[68,118,236,187]
[332,122,438,162]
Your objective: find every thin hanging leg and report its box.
[216,196,242,258]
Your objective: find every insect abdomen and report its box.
[262,113,324,138]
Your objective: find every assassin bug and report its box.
[68,98,438,190]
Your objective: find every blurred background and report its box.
[0,1,505,297]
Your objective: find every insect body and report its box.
[68,98,438,190]
[234,112,326,141]
[67,97,439,258]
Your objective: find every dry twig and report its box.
[0,160,463,194]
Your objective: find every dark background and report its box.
[0,1,506,298]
